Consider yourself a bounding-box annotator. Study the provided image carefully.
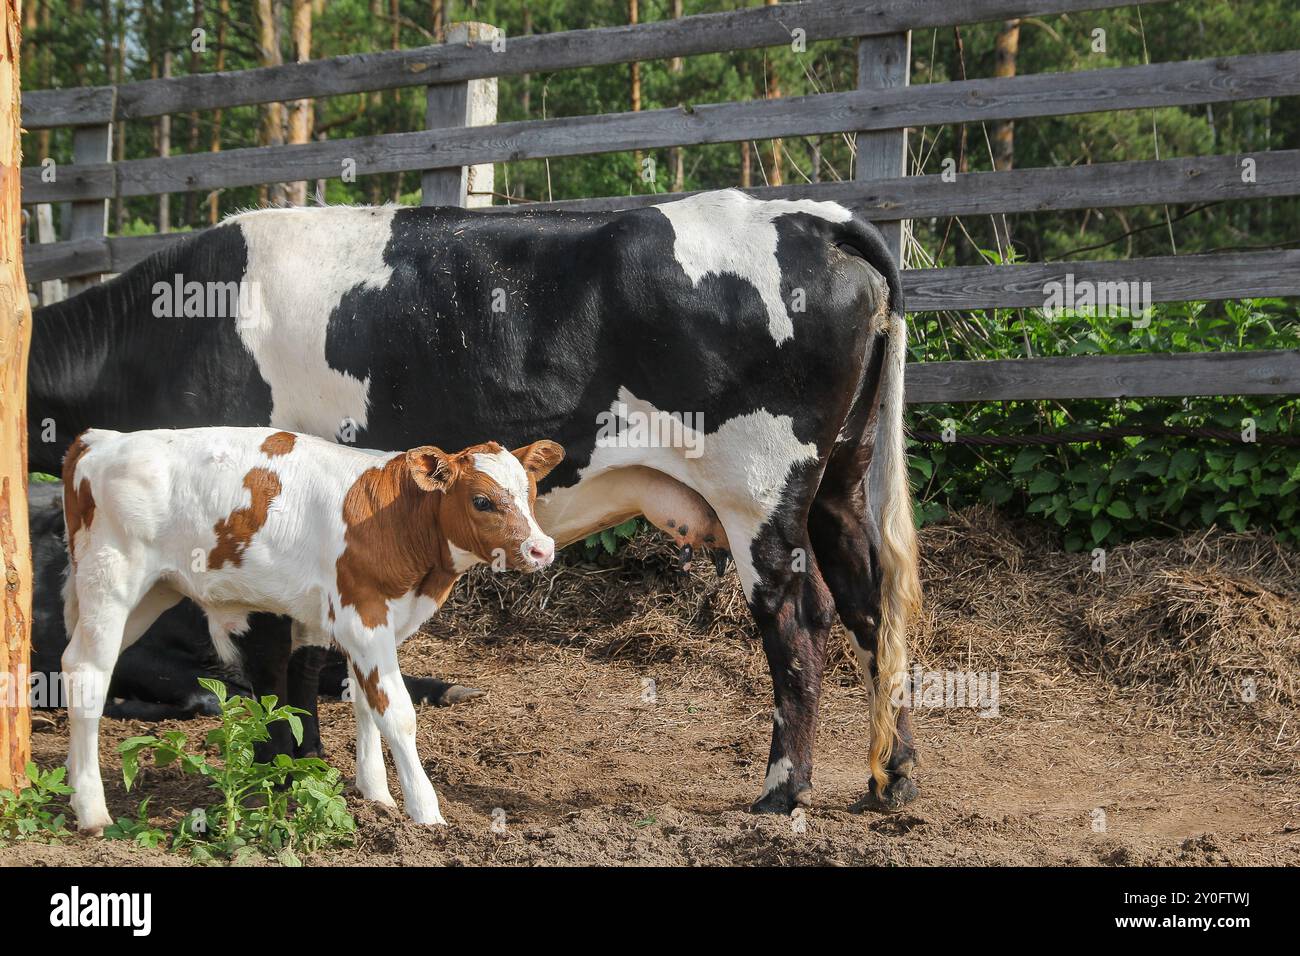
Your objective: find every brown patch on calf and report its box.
[336,455,444,629]
[61,435,97,560]
[260,431,296,457]
[209,467,282,570]
[352,663,389,715]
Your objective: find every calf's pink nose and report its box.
[528,540,555,565]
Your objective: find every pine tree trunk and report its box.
[992,18,1020,255]
[113,0,126,232]
[159,50,172,231]
[629,0,641,173]
[389,0,401,202]
[0,0,34,794]
[208,0,230,223]
[257,0,285,207]
[670,0,683,192]
[184,0,206,226]
[992,19,1020,171]
[286,0,314,205]
[764,0,782,186]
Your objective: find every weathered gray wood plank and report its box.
[905,350,1300,402]
[22,86,116,129]
[490,149,1300,215]
[21,161,115,204]
[23,167,1300,285]
[25,50,1300,203]
[904,249,1300,311]
[65,124,113,295]
[21,0,1172,128]
[24,238,112,284]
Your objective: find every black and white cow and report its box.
[29,190,921,812]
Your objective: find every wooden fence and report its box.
[19,0,1300,404]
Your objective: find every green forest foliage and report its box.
[22,0,1300,545]
[22,0,1300,258]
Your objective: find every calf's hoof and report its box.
[408,807,447,826]
[75,809,114,838]
[849,774,920,814]
[750,785,812,815]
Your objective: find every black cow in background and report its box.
[28,482,480,736]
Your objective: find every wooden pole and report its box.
[855,32,911,265]
[423,22,500,208]
[0,0,34,793]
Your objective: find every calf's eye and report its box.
[473,495,494,512]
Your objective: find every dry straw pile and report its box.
[435,507,1299,770]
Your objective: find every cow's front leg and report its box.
[287,620,332,758]
[337,628,444,825]
[748,542,837,815]
[239,615,294,764]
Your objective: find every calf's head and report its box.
[407,440,563,572]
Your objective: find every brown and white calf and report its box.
[60,426,563,832]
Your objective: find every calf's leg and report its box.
[63,566,153,834]
[350,683,396,808]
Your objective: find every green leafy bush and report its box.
[0,762,73,843]
[909,299,1299,547]
[118,678,354,864]
[583,517,642,557]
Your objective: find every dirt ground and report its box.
[3,508,1297,866]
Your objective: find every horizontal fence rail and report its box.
[24,150,1300,281]
[905,350,1300,403]
[905,250,1300,311]
[20,0,1174,129]
[22,50,1300,206]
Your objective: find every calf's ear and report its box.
[512,440,565,481]
[407,446,457,492]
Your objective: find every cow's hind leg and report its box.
[739,515,839,815]
[809,443,920,812]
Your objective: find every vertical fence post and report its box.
[65,121,112,295]
[854,32,911,266]
[423,21,500,208]
[34,203,64,305]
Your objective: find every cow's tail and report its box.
[836,215,922,793]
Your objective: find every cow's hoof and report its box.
[849,775,919,814]
[436,684,486,707]
[750,786,812,815]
